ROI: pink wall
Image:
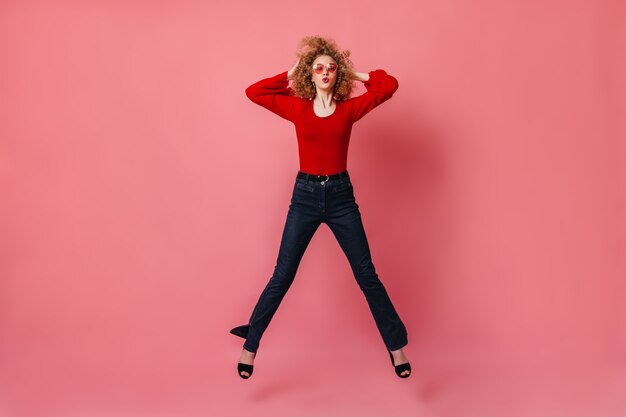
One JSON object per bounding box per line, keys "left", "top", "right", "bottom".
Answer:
{"left": 1, "top": 1, "right": 624, "bottom": 416}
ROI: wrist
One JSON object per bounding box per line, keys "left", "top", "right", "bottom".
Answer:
{"left": 352, "top": 71, "right": 370, "bottom": 82}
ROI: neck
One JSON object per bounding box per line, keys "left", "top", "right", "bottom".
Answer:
{"left": 314, "top": 89, "right": 334, "bottom": 107}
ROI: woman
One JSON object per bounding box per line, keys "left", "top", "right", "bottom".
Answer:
{"left": 230, "top": 36, "right": 411, "bottom": 379}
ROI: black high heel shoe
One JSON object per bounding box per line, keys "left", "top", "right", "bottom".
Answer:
{"left": 229, "top": 324, "right": 250, "bottom": 339}
{"left": 388, "top": 350, "right": 411, "bottom": 378}
{"left": 238, "top": 350, "right": 256, "bottom": 379}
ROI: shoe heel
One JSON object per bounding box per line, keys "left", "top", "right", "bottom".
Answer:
{"left": 230, "top": 324, "right": 250, "bottom": 339}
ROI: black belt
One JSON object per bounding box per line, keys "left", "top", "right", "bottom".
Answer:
{"left": 297, "top": 170, "right": 349, "bottom": 182}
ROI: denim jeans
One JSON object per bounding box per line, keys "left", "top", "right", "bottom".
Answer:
{"left": 242, "top": 170, "right": 408, "bottom": 353}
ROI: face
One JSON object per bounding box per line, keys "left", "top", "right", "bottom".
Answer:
{"left": 310, "top": 55, "right": 338, "bottom": 93}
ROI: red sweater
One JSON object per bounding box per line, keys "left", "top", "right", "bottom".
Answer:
{"left": 245, "top": 69, "right": 399, "bottom": 175}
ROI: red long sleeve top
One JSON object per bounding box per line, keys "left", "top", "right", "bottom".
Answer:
{"left": 245, "top": 69, "right": 399, "bottom": 175}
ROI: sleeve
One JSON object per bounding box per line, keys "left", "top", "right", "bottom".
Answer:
{"left": 348, "top": 69, "right": 399, "bottom": 123}
{"left": 245, "top": 70, "right": 297, "bottom": 122}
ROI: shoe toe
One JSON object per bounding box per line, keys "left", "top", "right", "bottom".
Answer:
{"left": 388, "top": 350, "right": 411, "bottom": 378}
{"left": 395, "top": 363, "right": 411, "bottom": 378}
{"left": 237, "top": 363, "right": 254, "bottom": 379}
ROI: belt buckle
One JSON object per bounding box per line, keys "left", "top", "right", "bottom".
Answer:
{"left": 320, "top": 174, "right": 329, "bottom": 185}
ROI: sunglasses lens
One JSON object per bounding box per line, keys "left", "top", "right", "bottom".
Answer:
{"left": 313, "top": 63, "right": 337, "bottom": 74}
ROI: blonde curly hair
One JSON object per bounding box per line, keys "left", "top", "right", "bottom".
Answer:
{"left": 291, "top": 35, "right": 356, "bottom": 101}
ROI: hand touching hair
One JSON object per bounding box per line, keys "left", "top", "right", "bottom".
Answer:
{"left": 289, "top": 35, "right": 356, "bottom": 101}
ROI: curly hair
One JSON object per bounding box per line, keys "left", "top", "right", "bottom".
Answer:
{"left": 291, "top": 35, "right": 356, "bottom": 101}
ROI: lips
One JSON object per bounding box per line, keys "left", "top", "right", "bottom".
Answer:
{"left": 322, "top": 77, "right": 329, "bottom": 83}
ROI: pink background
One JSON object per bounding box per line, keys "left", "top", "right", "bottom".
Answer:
{"left": 1, "top": 1, "right": 625, "bottom": 416}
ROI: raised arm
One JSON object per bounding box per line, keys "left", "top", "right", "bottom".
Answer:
{"left": 245, "top": 70, "right": 297, "bottom": 122}
{"left": 348, "top": 69, "right": 399, "bottom": 123}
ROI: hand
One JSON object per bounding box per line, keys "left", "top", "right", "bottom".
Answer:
{"left": 287, "top": 57, "right": 301, "bottom": 80}
{"left": 351, "top": 70, "right": 370, "bottom": 82}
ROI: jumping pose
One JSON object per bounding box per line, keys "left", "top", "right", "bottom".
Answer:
{"left": 230, "top": 36, "right": 411, "bottom": 379}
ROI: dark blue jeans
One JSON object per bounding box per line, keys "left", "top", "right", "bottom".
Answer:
{"left": 242, "top": 170, "right": 408, "bottom": 353}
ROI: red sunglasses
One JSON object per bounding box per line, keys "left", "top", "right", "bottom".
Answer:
{"left": 312, "top": 63, "right": 338, "bottom": 74}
